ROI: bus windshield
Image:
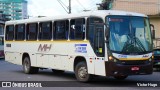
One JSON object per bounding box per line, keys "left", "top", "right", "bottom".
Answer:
{"left": 107, "top": 16, "right": 153, "bottom": 54}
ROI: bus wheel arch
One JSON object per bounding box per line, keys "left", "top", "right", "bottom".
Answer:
{"left": 22, "top": 53, "right": 30, "bottom": 65}
{"left": 22, "top": 53, "right": 39, "bottom": 74}
{"left": 74, "top": 56, "right": 92, "bottom": 82}
{"left": 74, "top": 56, "right": 87, "bottom": 71}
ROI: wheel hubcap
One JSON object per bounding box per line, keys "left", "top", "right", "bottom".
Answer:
{"left": 24, "top": 61, "right": 29, "bottom": 71}
{"left": 78, "top": 67, "right": 87, "bottom": 79}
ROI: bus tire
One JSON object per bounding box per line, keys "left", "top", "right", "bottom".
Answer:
{"left": 114, "top": 75, "right": 128, "bottom": 80}
{"left": 23, "top": 57, "right": 39, "bottom": 74}
{"left": 52, "top": 69, "right": 64, "bottom": 74}
{"left": 75, "top": 62, "right": 92, "bottom": 82}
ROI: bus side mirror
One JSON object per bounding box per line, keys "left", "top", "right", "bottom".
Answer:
{"left": 150, "top": 24, "right": 155, "bottom": 39}
{"left": 152, "top": 30, "right": 155, "bottom": 39}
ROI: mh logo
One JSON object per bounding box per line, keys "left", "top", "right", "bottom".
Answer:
{"left": 38, "top": 44, "right": 52, "bottom": 52}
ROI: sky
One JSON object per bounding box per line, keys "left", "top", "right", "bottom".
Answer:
{"left": 27, "top": 0, "right": 102, "bottom": 17}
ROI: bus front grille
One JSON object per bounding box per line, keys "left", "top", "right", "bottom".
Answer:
{"left": 118, "top": 60, "right": 150, "bottom": 65}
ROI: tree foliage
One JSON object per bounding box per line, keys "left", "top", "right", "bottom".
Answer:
{"left": 98, "top": 0, "right": 113, "bottom": 10}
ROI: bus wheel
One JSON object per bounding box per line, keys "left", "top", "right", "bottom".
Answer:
{"left": 23, "top": 57, "right": 39, "bottom": 74}
{"left": 52, "top": 69, "right": 64, "bottom": 74}
{"left": 75, "top": 62, "right": 92, "bottom": 82}
{"left": 114, "top": 75, "right": 128, "bottom": 80}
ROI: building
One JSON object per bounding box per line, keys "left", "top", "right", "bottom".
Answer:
{"left": 0, "top": 12, "right": 4, "bottom": 57}
{"left": 107, "top": 0, "right": 160, "bottom": 47}
{"left": 0, "top": 0, "right": 28, "bottom": 20}
{"left": 0, "top": 12, "right": 5, "bottom": 35}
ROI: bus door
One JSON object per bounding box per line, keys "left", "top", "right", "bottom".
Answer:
{"left": 94, "top": 25, "right": 104, "bottom": 57}
{"left": 94, "top": 25, "right": 106, "bottom": 76}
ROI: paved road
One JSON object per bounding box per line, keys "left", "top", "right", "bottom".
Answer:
{"left": 0, "top": 59, "right": 160, "bottom": 90}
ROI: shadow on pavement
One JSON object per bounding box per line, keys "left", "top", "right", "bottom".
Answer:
{"left": 10, "top": 69, "right": 157, "bottom": 87}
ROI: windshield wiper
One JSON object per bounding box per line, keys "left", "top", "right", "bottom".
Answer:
{"left": 121, "top": 36, "right": 132, "bottom": 53}
{"left": 134, "top": 37, "right": 146, "bottom": 52}
{"left": 121, "top": 36, "right": 146, "bottom": 53}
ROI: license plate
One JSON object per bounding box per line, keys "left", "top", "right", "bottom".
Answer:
{"left": 131, "top": 67, "right": 139, "bottom": 71}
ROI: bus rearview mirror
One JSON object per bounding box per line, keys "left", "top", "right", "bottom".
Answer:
{"left": 150, "top": 24, "right": 155, "bottom": 39}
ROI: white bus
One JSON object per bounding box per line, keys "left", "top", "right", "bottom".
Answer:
{"left": 4, "top": 10, "right": 153, "bottom": 82}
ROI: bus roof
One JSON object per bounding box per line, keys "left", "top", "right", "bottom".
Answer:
{"left": 5, "top": 10, "right": 147, "bottom": 25}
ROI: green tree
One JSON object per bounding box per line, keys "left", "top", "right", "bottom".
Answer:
{"left": 98, "top": 0, "right": 113, "bottom": 10}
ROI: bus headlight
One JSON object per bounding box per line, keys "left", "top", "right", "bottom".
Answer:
{"left": 108, "top": 56, "right": 117, "bottom": 62}
{"left": 152, "top": 56, "right": 154, "bottom": 59}
{"left": 109, "top": 56, "right": 113, "bottom": 60}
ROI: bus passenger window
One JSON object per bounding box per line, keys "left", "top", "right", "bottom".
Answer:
{"left": 27, "top": 23, "right": 38, "bottom": 40}
{"left": 70, "top": 18, "right": 85, "bottom": 40}
{"left": 15, "top": 24, "right": 25, "bottom": 40}
{"left": 54, "top": 20, "right": 69, "bottom": 40}
{"left": 5, "top": 25, "right": 14, "bottom": 40}
{"left": 39, "top": 22, "right": 52, "bottom": 40}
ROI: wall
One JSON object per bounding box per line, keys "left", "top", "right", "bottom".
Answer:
{"left": 112, "top": 0, "right": 160, "bottom": 15}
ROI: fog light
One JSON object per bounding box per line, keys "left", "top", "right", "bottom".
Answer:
{"left": 114, "top": 59, "right": 117, "bottom": 62}
{"left": 149, "top": 58, "right": 152, "bottom": 62}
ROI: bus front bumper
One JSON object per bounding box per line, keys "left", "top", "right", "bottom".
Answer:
{"left": 105, "top": 61, "right": 153, "bottom": 76}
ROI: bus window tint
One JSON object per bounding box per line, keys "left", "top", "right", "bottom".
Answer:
{"left": 15, "top": 24, "right": 25, "bottom": 40}
{"left": 87, "top": 17, "right": 104, "bottom": 56}
{"left": 40, "top": 22, "right": 52, "bottom": 40}
{"left": 27, "top": 23, "right": 38, "bottom": 40}
{"left": 54, "top": 20, "right": 69, "bottom": 40}
{"left": 5, "top": 25, "right": 14, "bottom": 40}
{"left": 70, "top": 18, "right": 85, "bottom": 40}
{"left": 87, "top": 17, "right": 103, "bottom": 45}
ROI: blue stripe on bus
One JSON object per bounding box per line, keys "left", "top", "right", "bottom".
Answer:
{"left": 75, "top": 44, "right": 87, "bottom": 47}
